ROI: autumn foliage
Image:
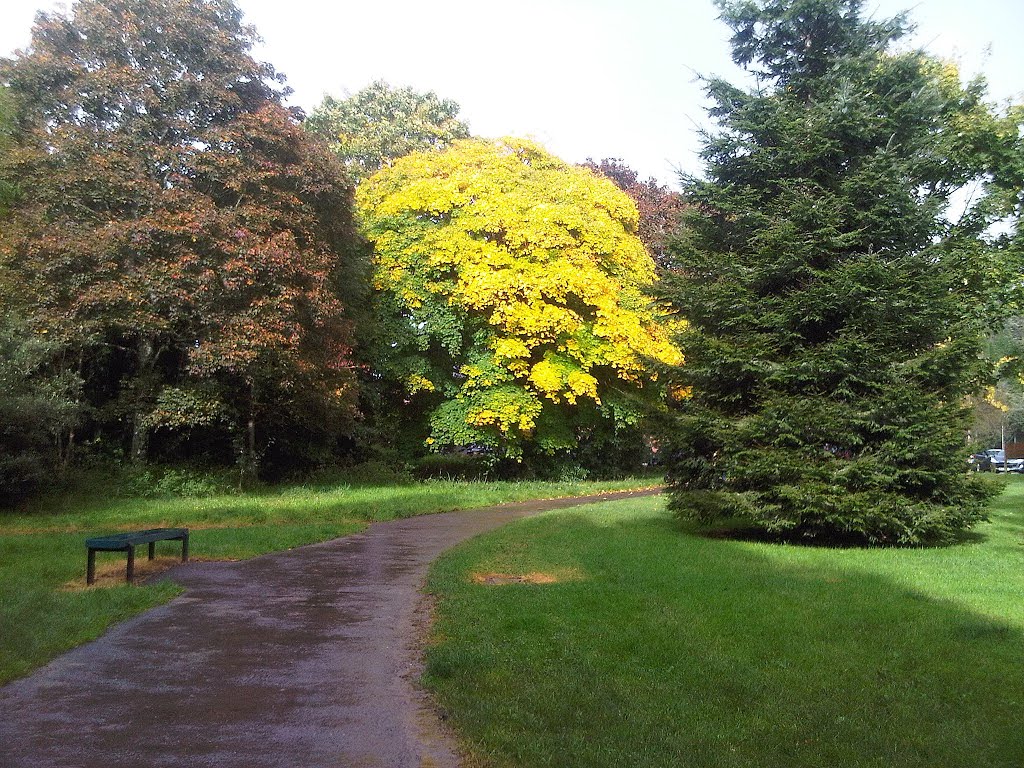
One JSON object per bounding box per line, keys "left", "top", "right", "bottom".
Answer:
{"left": 357, "top": 137, "right": 681, "bottom": 458}
{"left": 0, "top": 0, "right": 362, "bottom": 481}
{"left": 1, "top": 0, "right": 1016, "bottom": 523}
{"left": 580, "top": 158, "right": 686, "bottom": 269}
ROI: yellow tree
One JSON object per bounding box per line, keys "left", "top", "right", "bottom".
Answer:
{"left": 357, "top": 137, "right": 681, "bottom": 460}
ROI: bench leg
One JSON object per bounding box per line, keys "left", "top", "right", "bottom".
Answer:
{"left": 148, "top": 541, "right": 155, "bottom": 560}
{"left": 126, "top": 546, "right": 135, "bottom": 583}
{"left": 181, "top": 532, "right": 189, "bottom": 562}
{"left": 87, "top": 549, "right": 96, "bottom": 586}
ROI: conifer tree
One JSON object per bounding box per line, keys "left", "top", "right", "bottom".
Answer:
{"left": 662, "top": 0, "right": 1022, "bottom": 544}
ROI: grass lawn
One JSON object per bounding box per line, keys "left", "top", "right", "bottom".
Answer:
{"left": 424, "top": 477, "right": 1024, "bottom": 768}
{"left": 0, "top": 476, "right": 650, "bottom": 685}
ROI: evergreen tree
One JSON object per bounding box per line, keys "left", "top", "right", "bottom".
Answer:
{"left": 661, "top": 0, "right": 1022, "bottom": 544}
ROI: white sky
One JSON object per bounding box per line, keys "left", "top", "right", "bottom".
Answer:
{"left": 2, "top": 0, "right": 1022, "bottom": 187}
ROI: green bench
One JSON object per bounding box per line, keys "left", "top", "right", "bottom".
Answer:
{"left": 85, "top": 528, "right": 189, "bottom": 585}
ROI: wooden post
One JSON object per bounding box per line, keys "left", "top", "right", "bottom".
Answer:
{"left": 148, "top": 541, "right": 155, "bottom": 560}
{"left": 181, "top": 531, "right": 189, "bottom": 562}
{"left": 126, "top": 546, "right": 135, "bottom": 583}
{"left": 87, "top": 549, "right": 96, "bottom": 586}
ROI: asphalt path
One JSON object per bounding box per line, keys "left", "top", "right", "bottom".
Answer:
{"left": 0, "top": 487, "right": 661, "bottom": 767}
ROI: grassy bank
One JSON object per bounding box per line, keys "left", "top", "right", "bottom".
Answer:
{"left": 424, "top": 478, "right": 1024, "bottom": 768}
{"left": 0, "top": 476, "right": 650, "bottom": 685}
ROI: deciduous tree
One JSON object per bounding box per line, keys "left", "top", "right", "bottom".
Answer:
{"left": 306, "top": 81, "right": 470, "bottom": 183}
{"left": 357, "top": 137, "right": 680, "bottom": 460}
{"left": 0, "top": 0, "right": 363, "bottom": 475}
{"left": 581, "top": 158, "right": 686, "bottom": 269}
{"left": 0, "top": 87, "right": 16, "bottom": 213}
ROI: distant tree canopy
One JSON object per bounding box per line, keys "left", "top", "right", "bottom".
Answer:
{"left": 357, "top": 137, "right": 681, "bottom": 460}
{"left": 306, "top": 81, "right": 470, "bottom": 183}
{"left": 0, "top": 87, "right": 16, "bottom": 213}
{"left": 580, "top": 158, "right": 686, "bottom": 269}
{"left": 660, "top": 0, "right": 1023, "bottom": 544}
{"left": 0, "top": 0, "right": 364, "bottom": 484}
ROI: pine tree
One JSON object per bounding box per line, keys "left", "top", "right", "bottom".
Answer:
{"left": 662, "top": 0, "right": 1022, "bottom": 544}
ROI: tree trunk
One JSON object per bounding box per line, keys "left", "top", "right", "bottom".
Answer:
{"left": 54, "top": 347, "right": 85, "bottom": 473}
{"left": 236, "top": 415, "right": 258, "bottom": 486}
{"left": 236, "top": 384, "right": 259, "bottom": 486}
{"left": 55, "top": 428, "right": 75, "bottom": 473}
{"left": 130, "top": 417, "right": 149, "bottom": 464}
{"left": 247, "top": 417, "right": 256, "bottom": 465}
{"left": 130, "top": 335, "right": 155, "bottom": 464}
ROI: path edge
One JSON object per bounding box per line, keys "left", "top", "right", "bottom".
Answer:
{"left": 408, "top": 486, "right": 664, "bottom": 766}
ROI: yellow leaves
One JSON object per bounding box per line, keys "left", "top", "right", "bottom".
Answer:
{"left": 467, "top": 408, "right": 498, "bottom": 426}
{"left": 507, "top": 359, "right": 530, "bottom": 377}
{"left": 492, "top": 337, "right": 530, "bottom": 362}
{"left": 528, "top": 359, "right": 564, "bottom": 400}
{"left": 401, "top": 289, "right": 422, "bottom": 308}
{"left": 489, "top": 299, "right": 578, "bottom": 342}
{"left": 467, "top": 399, "right": 538, "bottom": 435}
{"left": 566, "top": 370, "right": 599, "bottom": 402}
{"left": 527, "top": 357, "right": 599, "bottom": 406}
{"left": 668, "top": 384, "right": 693, "bottom": 402}
{"left": 407, "top": 373, "right": 435, "bottom": 393}
{"left": 982, "top": 385, "right": 1009, "bottom": 412}
{"left": 358, "top": 136, "right": 683, "bottom": 446}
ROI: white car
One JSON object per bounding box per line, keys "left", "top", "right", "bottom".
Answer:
{"left": 984, "top": 449, "right": 1024, "bottom": 473}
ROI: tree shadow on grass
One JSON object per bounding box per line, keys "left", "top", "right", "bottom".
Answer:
{"left": 429, "top": 505, "right": 1024, "bottom": 768}
{"left": 686, "top": 517, "right": 993, "bottom": 549}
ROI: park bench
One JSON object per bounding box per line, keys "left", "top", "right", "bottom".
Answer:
{"left": 85, "top": 528, "right": 189, "bottom": 585}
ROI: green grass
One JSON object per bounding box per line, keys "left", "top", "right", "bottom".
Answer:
{"left": 424, "top": 477, "right": 1024, "bottom": 768}
{"left": 0, "top": 476, "right": 651, "bottom": 685}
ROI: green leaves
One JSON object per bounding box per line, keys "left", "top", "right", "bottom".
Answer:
{"left": 306, "top": 81, "right": 470, "bottom": 184}
{"left": 0, "top": 87, "right": 17, "bottom": 214}
{"left": 663, "top": 0, "right": 1012, "bottom": 544}
{"left": 358, "top": 137, "right": 681, "bottom": 458}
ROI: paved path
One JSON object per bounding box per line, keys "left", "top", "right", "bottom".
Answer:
{"left": 0, "top": 488, "right": 660, "bottom": 767}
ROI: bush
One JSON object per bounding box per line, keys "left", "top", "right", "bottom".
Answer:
{"left": 119, "top": 466, "right": 240, "bottom": 498}
{"left": 338, "top": 459, "right": 415, "bottom": 486}
{"left": 413, "top": 453, "right": 490, "bottom": 481}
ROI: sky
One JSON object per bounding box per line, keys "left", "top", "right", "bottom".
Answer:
{"left": 2, "top": 0, "right": 1022, "bottom": 187}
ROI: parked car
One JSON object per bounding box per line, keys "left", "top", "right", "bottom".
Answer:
{"left": 978, "top": 449, "right": 1024, "bottom": 473}
{"left": 969, "top": 452, "right": 993, "bottom": 471}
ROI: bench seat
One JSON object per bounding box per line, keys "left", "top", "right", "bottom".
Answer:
{"left": 85, "top": 527, "right": 189, "bottom": 585}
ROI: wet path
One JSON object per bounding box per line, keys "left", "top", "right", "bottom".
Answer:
{"left": 0, "top": 488, "right": 660, "bottom": 767}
